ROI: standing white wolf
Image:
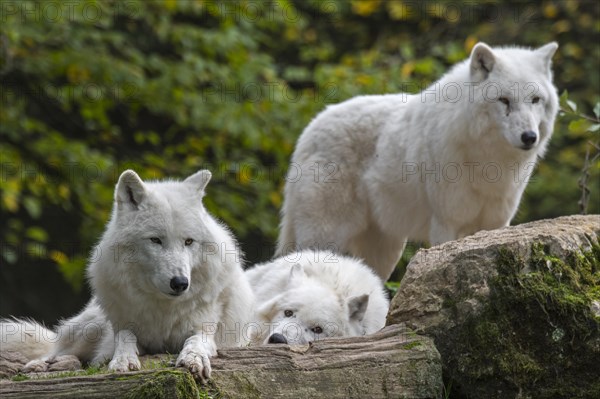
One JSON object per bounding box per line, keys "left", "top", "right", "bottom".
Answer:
{"left": 1, "top": 170, "right": 254, "bottom": 381}
{"left": 277, "top": 42, "right": 559, "bottom": 280}
{"left": 246, "top": 251, "right": 388, "bottom": 345}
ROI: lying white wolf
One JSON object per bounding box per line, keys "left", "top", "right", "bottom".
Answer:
{"left": 246, "top": 251, "right": 389, "bottom": 345}
{"left": 277, "top": 42, "right": 560, "bottom": 280}
{"left": 1, "top": 170, "right": 254, "bottom": 381}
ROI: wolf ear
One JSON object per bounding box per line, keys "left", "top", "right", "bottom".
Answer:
{"left": 347, "top": 294, "right": 369, "bottom": 322}
{"left": 184, "top": 170, "right": 212, "bottom": 194}
{"left": 256, "top": 298, "right": 278, "bottom": 321}
{"left": 470, "top": 42, "right": 495, "bottom": 82}
{"left": 115, "top": 170, "right": 146, "bottom": 210}
{"left": 287, "top": 263, "right": 304, "bottom": 285}
{"left": 535, "top": 42, "right": 558, "bottom": 72}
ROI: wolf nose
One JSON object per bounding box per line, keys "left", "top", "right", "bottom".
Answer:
{"left": 170, "top": 276, "right": 189, "bottom": 293}
{"left": 268, "top": 333, "right": 288, "bottom": 344}
{"left": 521, "top": 131, "right": 537, "bottom": 146}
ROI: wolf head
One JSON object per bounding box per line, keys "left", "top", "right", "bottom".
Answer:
{"left": 103, "top": 169, "right": 217, "bottom": 299}
{"left": 254, "top": 264, "right": 369, "bottom": 345}
{"left": 464, "top": 42, "right": 559, "bottom": 154}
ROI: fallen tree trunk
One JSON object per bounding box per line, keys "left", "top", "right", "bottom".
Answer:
{"left": 0, "top": 324, "right": 442, "bottom": 398}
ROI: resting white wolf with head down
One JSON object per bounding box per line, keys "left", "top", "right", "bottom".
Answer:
{"left": 277, "top": 42, "right": 560, "bottom": 281}
{"left": 246, "top": 251, "right": 389, "bottom": 345}
{"left": 0, "top": 170, "right": 254, "bottom": 381}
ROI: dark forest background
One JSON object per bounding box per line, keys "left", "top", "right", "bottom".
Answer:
{"left": 1, "top": 0, "right": 599, "bottom": 325}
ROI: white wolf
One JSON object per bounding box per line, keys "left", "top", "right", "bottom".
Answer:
{"left": 277, "top": 42, "right": 559, "bottom": 280}
{"left": 1, "top": 170, "right": 254, "bottom": 381}
{"left": 246, "top": 251, "right": 389, "bottom": 345}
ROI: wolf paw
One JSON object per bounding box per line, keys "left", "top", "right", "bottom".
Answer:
{"left": 176, "top": 347, "right": 211, "bottom": 382}
{"left": 22, "top": 359, "right": 49, "bottom": 373}
{"left": 108, "top": 353, "right": 141, "bottom": 372}
{"left": 47, "top": 355, "right": 82, "bottom": 372}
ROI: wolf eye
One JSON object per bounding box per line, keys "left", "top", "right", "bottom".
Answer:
{"left": 150, "top": 237, "right": 162, "bottom": 245}
{"left": 499, "top": 97, "right": 510, "bottom": 106}
{"left": 184, "top": 238, "right": 194, "bottom": 246}
{"left": 284, "top": 310, "right": 293, "bottom": 317}
{"left": 311, "top": 326, "right": 323, "bottom": 334}
{"left": 531, "top": 96, "right": 540, "bottom": 104}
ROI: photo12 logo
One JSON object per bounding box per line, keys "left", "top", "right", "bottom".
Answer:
{"left": 401, "top": 161, "right": 538, "bottom": 184}
{"left": 0, "top": 1, "right": 141, "bottom": 23}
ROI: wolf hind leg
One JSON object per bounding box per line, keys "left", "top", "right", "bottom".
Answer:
{"left": 347, "top": 226, "right": 406, "bottom": 281}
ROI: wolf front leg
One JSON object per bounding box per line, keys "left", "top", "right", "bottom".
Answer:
{"left": 107, "top": 329, "right": 140, "bottom": 372}
{"left": 176, "top": 331, "right": 218, "bottom": 382}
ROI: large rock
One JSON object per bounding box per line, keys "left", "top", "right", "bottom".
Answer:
{"left": 0, "top": 324, "right": 443, "bottom": 398}
{"left": 388, "top": 215, "right": 600, "bottom": 398}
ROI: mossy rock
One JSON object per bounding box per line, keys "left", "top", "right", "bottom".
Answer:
{"left": 388, "top": 215, "right": 600, "bottom": 398}
{"left": 446, "top": 242, "right": 600, "bottom": 398}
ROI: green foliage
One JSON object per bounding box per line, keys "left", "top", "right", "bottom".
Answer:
{"left": 11, "top": 374, "right": 30, "bottom": 382}
{"left": 0, "top": 0, "right": 598, "bottom": 294}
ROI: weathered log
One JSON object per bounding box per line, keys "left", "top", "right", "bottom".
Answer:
{"left": 0, "top": 369, "right": 198, "bottom": 399}
{"left": 0, "top": 324, "right": 443, "bottom": 398}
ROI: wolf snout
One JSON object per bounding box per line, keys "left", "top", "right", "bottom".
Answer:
{"left": 520, "top": 131, "right": 538, "bottom": 149}
{"left": 268, "top": 333, "right": 288, "bottom": 344}
{"left": 169, "top": 276, "right": 189, "bottom": 295}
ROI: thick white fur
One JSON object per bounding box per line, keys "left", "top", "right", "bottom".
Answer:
{"left": 246, "top": 251, "right": 389, "bottom": 345}
{"left": 0, "top": 170, "right": 254, "bottom": 381}
{"left": 277, "top": 42, "right": 559, "bottom": 280}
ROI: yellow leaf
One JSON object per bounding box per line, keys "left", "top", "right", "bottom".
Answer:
{"left": 285, "top": 27, "right": 299, "bottom": 41}
{"left": 543, "top": 3, "right": 558, "bottom": 19}
{"left": 356, "top": 74, "right": 373, "bottom": 86}
{"left": 269, "top": 191, "right": 282, "bottom": 207}
{"left": 388, "top": 1, "right": 411, "bottom": 20}
{"left": 563, "top": 43, "right": 582, "bottom": 59}
{"left": 58, "top": 184, "right": 70, "bottom": 200}
{"left": 578, "top": 14, "right": 592, "bottom": 28}
{"left": 164, "top": 0, "right": 177, "bottom": 11}
{"left": 237, "top": 168, "right": 251, "bottom": 185}
{"left": 352, "top": 0, "right": 382, "bottom": 16}
{"left": 401, "top": 61, "right": 414, "bottom": 78}
{"left": 50, "top": 250, "right": 68, "bottom": 265}
{"left": 464, "top": 36, "right": 478, "bottom": 53}
{"left": 66, "top": 64, "right": 90, "bottom": 83}
{"left": 2, "top": 193, "right": 19, "bottom": 212}
{"left": 553, "top": 20, "right": 571, "bottom": 34}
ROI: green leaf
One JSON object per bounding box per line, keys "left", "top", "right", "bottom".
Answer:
{"left": 588, "top": 124, "right": 600, "bottom": 133}
{"left": 385, "top": 281, "right": 401, "bottom": 297}
{"left": 23, "top": 197, "right": 42, "bottom": 219}
{"left": 594, "top": 102, "right": 600, "bottom": 120}
{"left": 568, "top": 119, "right": 591, "bottom": 135}
{"left": 26, "top": 227, "right": 49, "bottom": 242}
{"left": 57, "top": 256, "right": 87, "bottom": 293}
{"left": 559, "top": 90, "right": 569, "bottom": 108}
{"left": 2, "top": 248, "right": 17, "bottom": 264}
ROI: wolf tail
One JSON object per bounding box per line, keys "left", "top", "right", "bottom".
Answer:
{"left": 0, "top": 318, "right": 56, "bottom": 360}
